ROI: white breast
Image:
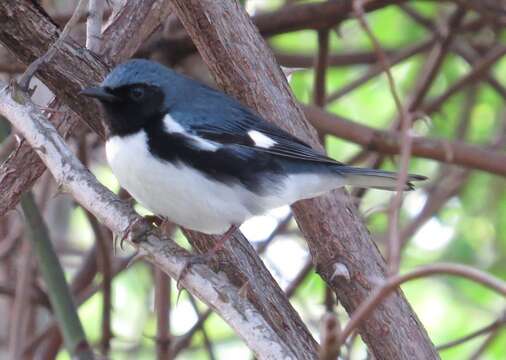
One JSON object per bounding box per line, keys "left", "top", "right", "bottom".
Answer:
{"left": 105, "top": 131, "right": 258, "bottom": 234}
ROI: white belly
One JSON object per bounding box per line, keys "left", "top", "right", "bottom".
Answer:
{"left": 105, "top": 132, "right": 260, "bottom": 234}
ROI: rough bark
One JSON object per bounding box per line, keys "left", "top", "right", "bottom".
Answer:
{"left": 170, "top": 1, "right": 439, "bottom": 359}
{"left": 0, "top": 0, "right": 105, "bottom": 136}
{"left": 184, "top": 230, "right": 319, "bottom": 358}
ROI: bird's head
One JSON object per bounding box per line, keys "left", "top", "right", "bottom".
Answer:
{"left": 81, "top": 59, "right": 175, "bottom": 136}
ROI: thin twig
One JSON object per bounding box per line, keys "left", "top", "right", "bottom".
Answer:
{"left": 86, "top": 0, "right": 105, "bottom": 53}
{"left": 325, "top": 38, "right": 434, "bottom": 103}
{"left": 400, "top": 4, "right": 506, "bottom": 100}
{"left": 171, "top": 309, "right": 213, "bottom": 356}
{"left": 338, "top": 263, "right": 506, "bottom": 347}
{"left": 155, "top": 268, "right": 172, "bottom": 359}
{"left": 436, "top": 310, "right": 506, "bottom": 351}
{"left": 285, "top": 258, "right": 313, "bottom": 298}
{"left": 406, "top": 7, "right": 466, "bottom": 111}
{"left": 313, "top": 29, "right": 329, "bottom": 107}
{"left": 86, "top": 211, "right": 113, "bottom": 355}
{"left": 7, "top": 241, "right": 33, "bottom": 360}
{"left": 353, "top": 0, "right": 412, "bottom": 275}
{"left": 188, "top": 295, "right": 216, "bottom": 360}
{"left": 422, "top": 44, "right": 506, "bottom": 114}
{"left": 318, "top": 313, "right": 341, "bottom": 360}
{"left": 18, "top": 0, "right": 89, "bottom": 90}
{"left": 314, "top": 28, "right": 330, "bottom": 143}
{"left": 468, "top": 324, "right": 503, "bottom": 360}
{"left": 324, "top": 287, "right": 335, "bottom": 313}
{"left": 399, "top": 85, "right": 477, "bottom": 246}
{"left": 254, "top": 212, "right": 292, "bottom": 254}
{"left": 79, "top": 134, "right": 113, "bottom": 356}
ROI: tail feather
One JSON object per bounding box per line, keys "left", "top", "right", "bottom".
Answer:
{"left": 338, "top": 167, "right": 427, "bottom": 191}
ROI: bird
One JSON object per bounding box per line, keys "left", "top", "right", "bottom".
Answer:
{"left": 81, "top": 59, "right": 426, "bottom": 247}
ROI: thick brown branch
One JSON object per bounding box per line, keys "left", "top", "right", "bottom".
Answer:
{"left": 275, "top": 49, "right": 395, "bottom": 68}
{"left": 183, "top": 229, "right": 319, "bottom": 359}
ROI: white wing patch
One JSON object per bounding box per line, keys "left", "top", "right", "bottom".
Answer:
{"left": 163, "top": 114, "right": 185, "bottom": 133}
{"left": 190, "top": 136, "right": 220, "bottom": 151}
{"left": 163, "top": 114, "right": 219, "bottom": 152}
{"left": 248, "top": 130, "right": 277, "bottom": 149}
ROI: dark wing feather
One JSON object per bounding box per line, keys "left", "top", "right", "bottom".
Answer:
{"left": 183, "top": 108, "right": 341, "bottom": 165}
{"left": 192, "top": 119, "right": 342, "bottom": 165}
{"left": 170, "top": 83, "right": 342, "bottom": 165}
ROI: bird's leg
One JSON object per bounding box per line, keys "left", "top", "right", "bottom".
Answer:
{"left": 208, "top": 225, "right": 238, "bottom": 254}
{"left": 176, "top": 225, "right": 239, "bottom": 290}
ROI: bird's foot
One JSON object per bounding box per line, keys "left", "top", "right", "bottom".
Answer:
{"left": 176, "top": 250, "right": 217, "bottom": 293}
{"left": 116, "top": 215, "right": 162, "bottom": 252}
{"left": 143, "top": 215, "right": 164, "bottom": 227}
{"left": 175, "top": 225, "right": 238, "bottom": 291}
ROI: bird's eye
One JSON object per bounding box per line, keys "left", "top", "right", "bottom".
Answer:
{"left": 130, "top": 87, "right": 145, "bottom": 101}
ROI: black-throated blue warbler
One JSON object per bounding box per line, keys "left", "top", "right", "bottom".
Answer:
{"left": 81, "top": 59, "right": 425, "bottom": 243}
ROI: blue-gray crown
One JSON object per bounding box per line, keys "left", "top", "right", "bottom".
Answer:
{"left": 102, "top": 59, "right": 176, "bottom": 88}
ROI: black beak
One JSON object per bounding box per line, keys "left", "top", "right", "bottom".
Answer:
{"left": 80, "top": 86, "right": 119, "bottom": 102}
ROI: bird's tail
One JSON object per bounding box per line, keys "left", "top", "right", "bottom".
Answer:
{"left": 338, "top": 166, "right": 427, "bottom": 191}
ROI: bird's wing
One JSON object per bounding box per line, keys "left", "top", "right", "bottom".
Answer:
{"left": 186, "top": 108, "right": 342, "bottom": 165}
